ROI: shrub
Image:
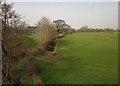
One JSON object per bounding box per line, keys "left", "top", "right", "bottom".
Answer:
{"left": 36, "top": 17, "right": 57, "bottom": 51}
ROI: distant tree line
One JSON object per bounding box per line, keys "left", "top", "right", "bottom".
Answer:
{"left": 77, "top": 26, "right": 118, "bottom": 33}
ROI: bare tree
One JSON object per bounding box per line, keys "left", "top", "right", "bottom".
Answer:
{"left": 36, "top": 17, "right": 57, "bottom": 50}
{"left": 1, "top": 2, "right": 26, "bottom": 29}
{"left": 1, "top": 2, "right": 30, "bottom": 84}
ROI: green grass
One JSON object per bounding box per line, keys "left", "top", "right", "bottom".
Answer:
{"left": 31, "top": 33, "right": 118, "bottom": 84}
{"left": 25, "top": 33, "right": 41, "bottom": 48}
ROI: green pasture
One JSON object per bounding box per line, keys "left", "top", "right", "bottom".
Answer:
{"left": 30, "top": 33, "right": 118, "bottom": 84}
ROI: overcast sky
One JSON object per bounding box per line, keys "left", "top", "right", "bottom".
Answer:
{"left": 12, "top": 2, "right": 118, "bottom": 29}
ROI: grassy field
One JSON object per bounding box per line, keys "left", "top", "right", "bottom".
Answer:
{"left": 31, "top": 33, "right": 118, "bottom": 84}
{"left": 24, "top": 33, "right": 41, "bottom": 48}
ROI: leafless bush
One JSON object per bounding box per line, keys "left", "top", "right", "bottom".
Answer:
{"left": 36, "top": 17, "right": 57, "bottom": 51}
